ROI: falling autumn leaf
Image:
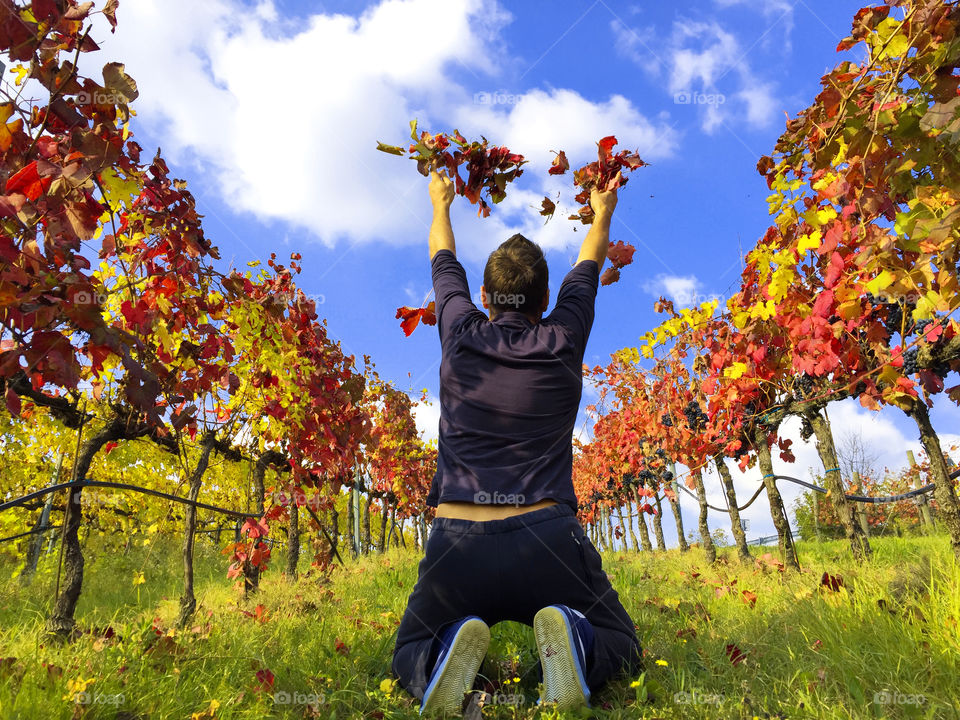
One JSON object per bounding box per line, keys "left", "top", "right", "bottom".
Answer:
{"left": 395, "top": 301, "right": 437, "bottom": 337}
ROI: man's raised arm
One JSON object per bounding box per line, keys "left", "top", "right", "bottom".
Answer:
{"left": 575, "top": 171, "right": 621, "bottom": 269}
{"left": 428, "top": 168, "right": 456, "bottom": 260}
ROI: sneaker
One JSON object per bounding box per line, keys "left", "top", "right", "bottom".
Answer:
{"left": 420, "top": 616, "right": 490, "bottom": 716}
{"left": 533, "top": 605, "right": 593, "bottom": 709}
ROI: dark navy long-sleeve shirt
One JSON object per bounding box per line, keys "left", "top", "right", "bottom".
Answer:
{"left": 425, "top": 249, "right": 600, "bottom": 512}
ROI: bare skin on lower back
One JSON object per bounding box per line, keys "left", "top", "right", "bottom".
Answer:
{"left": 436, "top": 498, "right": 558, "bottom": 521}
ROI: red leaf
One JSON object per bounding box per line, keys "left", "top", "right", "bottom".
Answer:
{"left": 31, "top": 0, "right": 58, "bottom": 20}
{"left": 741, "top": 590, "right": 758, "bottom": 607}
{"left": 600, "top": 267, "right": 621, "bottom": 286}
{"left": 725, "top": 644, "right": 747, "bottom": 666}
{"left": 395, "top": 301, "right": 436, "bottom": 336}
{"left": 819, "top": 571, "right": 844, "bottom": 592}
{"left": 824, "top": 251, "right": 844, "bottom": 288}
{"left": 606, "top": 240, "right": 635, "bottom": 268}
{"left": 921, "top": 322, "right": 944, "bottom": 343}
{"left": 598, "top": 135, "right": 618, "bottom": 161}
{"left": 421, "top": 300, "right": 437, "bottom": 326}
{"left": 104, "top": 441, "right": 118, "bottom": 454}
{"left": 812, "top": 290, "right": 834, "bottom": 319}
{"left": 6, "top": 162, "right": 52, "bottom": 201}
{"left": 918, "top": 369, "right": 944, "bottom": 395}
{"left": 4, "top": 387, "right": 20, "bottom": 416}
{"left": 548, "top": 150, "right": 569, "bottom": 175}
{"left": 242, "top": 517, "right": 270, "bottom": 540}
{"left": 540, "top": 196, "right": 556, "bottom": 220}
{"left": 254, "top": 668, "right": 275, "bottom": 692}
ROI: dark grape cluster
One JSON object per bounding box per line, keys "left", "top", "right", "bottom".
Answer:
{"left": 662, "top": 470, "right": 674, "bottom": 482}
{"left": 638, "top": 468, "right": 655, "bottom": 486}
{"left": 885, "top": 302, "right": 904, "bottom": 332}
{"left": 795, "top": 374, "right": 814, "bottom": 397}
{"left": 800, "top": 417, "right": 814, "bottom": 441}
{"left": 931, "top": 360, "right": 951, "bottom": 379}
{"left": 914, "top": 319, "right": 932, "bottom": 335}
{"left": 661, "top": 413, "right": 674, "bottom": 427}
{"left": 683, "top": 400, "right": 708, "bottom": 430}
{"left": 872, "top": 294, "right": 917, "bottom": 335}
{"left": 903, "top": 347, "right": 919, "bottom": 375}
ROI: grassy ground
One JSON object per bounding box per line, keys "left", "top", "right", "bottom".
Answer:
{"left": 0, "top": 533, "right": 958, "bottom": 719}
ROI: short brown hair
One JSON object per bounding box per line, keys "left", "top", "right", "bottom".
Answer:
{"left": 482, "top": 234, "right": 548, "bottom": 316}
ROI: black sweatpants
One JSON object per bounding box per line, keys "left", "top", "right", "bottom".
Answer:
{"left": 391, "top": 504, "right": 642, "bottom": 700}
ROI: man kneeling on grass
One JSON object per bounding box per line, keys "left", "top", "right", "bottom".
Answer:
{"left": 391, "top": 167, "right": 643, "bottom": 716}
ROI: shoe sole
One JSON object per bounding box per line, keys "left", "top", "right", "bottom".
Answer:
{"left": 534, "top": 606, "right": 590, "bottom": 709}
{"left": 420, "top": 619, "right": 490, "bottom": 716}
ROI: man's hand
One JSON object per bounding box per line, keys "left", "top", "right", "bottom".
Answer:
{"left": 429, "top": 167, "right": 455, "bottom": 209}
{"left": 428, "top": 167, "right": 456, "bottom": 259}
{"left": 589, "top": 170, "right": 621, "bottom": 220}
{"left": 576, "top": 171, "right": 622, "bottom": 268}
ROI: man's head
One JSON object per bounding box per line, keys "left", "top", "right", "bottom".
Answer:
{"left": 481, "top": 233, "right": 549, "bottom": 322}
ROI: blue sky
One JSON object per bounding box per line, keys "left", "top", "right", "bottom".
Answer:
{"left": 73, "top": 0, "right": 959, "bottom": 545}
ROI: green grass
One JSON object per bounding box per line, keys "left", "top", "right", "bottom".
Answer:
{"left": 1, "top": 534, "right": 959, "bottom": 719}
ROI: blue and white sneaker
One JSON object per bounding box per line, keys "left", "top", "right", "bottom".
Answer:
{"left": 420, "top": 616, "right": 490, "bottom": 716}
{"left": 533, "top": 605, "right": 594, "bottom": 709}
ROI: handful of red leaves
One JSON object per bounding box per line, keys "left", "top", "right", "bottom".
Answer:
{"left": 377, "top": 120, "right": 526, "bottom": 218}
{"left": 551, "top": 135, "right": 646, "bottom": 225}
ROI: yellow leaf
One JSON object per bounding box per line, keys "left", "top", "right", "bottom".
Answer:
{"left": 797, "top": 231, "right": 821, "bottom": 254}
{"left": 864, "top": 270, "right": 895, "bottom": 296}
{"left": 725, "top": 362, "right": 748, "bottom": 379}
{"left": 832, "top": 137, "right": 849, "bottom": 165}
{"left": 12, "top": 64, "right": 29, "bottom": 86}
{"left": 775, "top": 207, "right": 798, "bottom": 232}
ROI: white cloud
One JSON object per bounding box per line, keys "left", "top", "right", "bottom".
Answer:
{"left": 411, "top": 394, "right": 440, "bottom": 443}
{"left": 713, "top": 0, "right": 795, "bottom": 49}
{"left": 86, "top": 0, "right": 674, "bottom": 250}
{"left": 611, "top": 16, "right": 781, "bottom": 133}
{"left": 642, "top": 273, "right": 717, "bottom": 308}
